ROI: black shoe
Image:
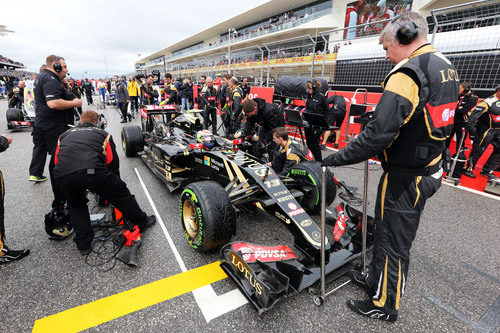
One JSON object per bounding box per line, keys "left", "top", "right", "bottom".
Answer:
{"left": 0, "top": 246, "right": 30, "bottom": 264}
{"left": 349, "top": 270, "right": 374, "bottom": 297}
{"left": 462, "top": 170, "right": 476, "bottom": 178}
{"left": 138, "top": 215, "right": 156, "bottom": 232}
{"left": 480, "top": 170, "right": 499, "bottom": 180}
{"left": 333, "top": 143, "right": 339, "bottom": 149}
{"left": 320, "top": 144, "right": 326, "bottom": 150}
{"left": 346, "top": 299, "right": 397, "bottom": 322}
{"left": 120, "top": 119, "right": 127, "bottom": 123}
{"left": 79, "top": 248, "right": 91, "bottom": 256}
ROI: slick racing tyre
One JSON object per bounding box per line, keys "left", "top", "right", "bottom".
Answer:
{"left": 121, "top": 125, "right": 144, "bottom": 157}
{"left": 288, "top": 161, "right": 336, "bottom": 214}
{"left": 180, "top": 181, "right": 236, "bottom": 252}
{"left": 6, "top": 108, "right": 22, "bottom": 122}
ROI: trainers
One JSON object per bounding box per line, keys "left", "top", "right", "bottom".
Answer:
{"left": 138, "top": 215, "right": 156, "bottom": 232}
{"left": 462, "top": 170, "right": 476, "bottom": 178}
{"left": 480, "top": 170, "right": 499, "bottom": 180}
{"left": 79, "top": 248, "right": 91, "bottom": 256}
{"left": 0, "top": 246, "right": 30, "bottom": 264}
{"left": 29, "top": 175, "right": 47, "bottom": 182}
{"left": 346, "top": 299, "right": 398, "bottom": 322}
{"left": 349, "top": 270, "right": 374, "bottom": 297}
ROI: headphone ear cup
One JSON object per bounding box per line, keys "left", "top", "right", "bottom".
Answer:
{"left": 53, "top": 62, "right": 62, "bottom": 73}
{"left": 396, "top": 22, "right": 418, "bottom": 45}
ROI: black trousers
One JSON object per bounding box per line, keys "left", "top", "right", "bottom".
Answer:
{"left": 56, "top": 169, "right": 148, "bottom": 251}
{"left": 304, "top": 127, "right": 322, "bottom": 162}
{"left": 365, "top": 171, "right": 441, "bottom": 314}
{"left": 85, "top": 92, "right": 93, "bottom": 105}
{"left": 466, "top": 128, "right": 500, "bottom": 173}
{"left": 445, "top": 121, "right": 467, "bottom": 151}
{"left": 130, "top": 96, "right": 139, "bottom": 112}
{"left": 118, "top": 102, "right": 128, "bottom": 120}
{"left": 29, "top": 126, "right": 48, "bottom": 177}
{"left": 41, "top": 125, "right": 69, "bottom": 208}
{"left": 0, "top": 170, "right": 5, "bottom": 248}
{"left": 203, "top": 106, "right": 218, "bottom": 134}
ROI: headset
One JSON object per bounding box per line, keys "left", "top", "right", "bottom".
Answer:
{"left": 393, "top": 17, "right": 419, "bottom": 45}
{"left": 461, "top": 82, "right": 471, "bottom": 94}
{"left": 307, "top": 79, "right": 318, "bottom": 93}
{"left": 53, "top": 56, "right": 63, "bottom": 73}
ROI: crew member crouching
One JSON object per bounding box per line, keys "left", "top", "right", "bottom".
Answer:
{"left": 54, "top": 111, "right": 155, "bottom": 255}
{"left": 267, "top": 127, "right": 306, "bottom": 174}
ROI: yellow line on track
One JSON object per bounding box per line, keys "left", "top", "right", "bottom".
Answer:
{"left": 32, "top": 261, "right": 227, "bottom": 333}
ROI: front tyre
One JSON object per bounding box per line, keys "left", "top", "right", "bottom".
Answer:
{"left": 180, "top": 181, "right": 236, "bottom": 252}
{"left": 121, "top": 125, "right": 144, "bottom": 157}
{"left": 288, "top": 161, "right": 336, "bottom": 213}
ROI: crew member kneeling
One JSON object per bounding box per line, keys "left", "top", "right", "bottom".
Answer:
{"left": 54, "top": 111, "right": 155, "bottom": 255}
{"left": 267, "top": 127, "right": 306, "bottom": 174}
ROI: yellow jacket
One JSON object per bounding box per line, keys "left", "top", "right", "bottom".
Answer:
{"left": 127, "top": 81, "right": 140, "bottom": 97}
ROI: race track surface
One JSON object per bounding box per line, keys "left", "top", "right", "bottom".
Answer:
{"left": 0, "top": 100, "right": 498, "bottom": 333}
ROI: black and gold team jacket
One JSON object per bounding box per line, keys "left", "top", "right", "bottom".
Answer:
{"left": 469, "top": 94, "right": 500, "bottom": 132}
{"left": 331, "top": 44, "right": 459, "bottom": 171}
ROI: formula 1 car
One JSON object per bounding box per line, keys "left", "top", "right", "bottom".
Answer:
{"left": 121, "top": 104, "right": 373, "bottom": 313}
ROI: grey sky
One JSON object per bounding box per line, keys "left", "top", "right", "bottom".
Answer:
{"left": 1, "top": 0, "right": 268, "bottom": 78}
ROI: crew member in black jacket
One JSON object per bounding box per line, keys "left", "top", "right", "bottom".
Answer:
{"left": 0, "top": 134, "right": 30, "bottom": 264}
{"left": 322, "top": 12, "right": 459, "bottom": 322}
{"left": 446, "top": 82, "right": 478, "bottom": 152}
{"left": 8, "top": 80, "right": 24, "bottom": 109}
{"left": 240, "top": 98, "right": 285, "bottom": 159}
{"left": 304, "top": 79, "right": 329, "bottom": 162}
{"left": 141, "top": 74, "right": 158, "bottom": 106}
{"left": 82, "top": 78, "right": 94, "bottom": 105}
{"left": 200, "top": 77, "right": 219, "bottom": 134}
{"left": 54, "top": 111, "right": 155, "bottom": 254}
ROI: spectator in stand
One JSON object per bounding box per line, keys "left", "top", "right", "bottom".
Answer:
{"left": 127, "top": 76, "right": 140, "bottom": 114}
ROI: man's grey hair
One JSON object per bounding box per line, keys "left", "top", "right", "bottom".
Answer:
{"left": 230, "top": 77, "right": 238, "bottom": 85}
{"left": 379, "top": 11, "right": 428, "bottom": 44}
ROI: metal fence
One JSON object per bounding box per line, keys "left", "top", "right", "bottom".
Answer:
{"left": 151, "top": 0, "right": 499, "bottom": 92}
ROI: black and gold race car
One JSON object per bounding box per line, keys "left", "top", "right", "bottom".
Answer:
{"left": 121, "top": 104, "right": 373, "bottom": 313}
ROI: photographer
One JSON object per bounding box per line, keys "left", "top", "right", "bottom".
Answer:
{"left": 114, "top": 76, "right": 130, "bottom": 123}
{"left": 0, "top": 134, "right": 30, "bottom": 264}
{"left": 54, "top": 111, "right": 155, "bottom": 255}
{"left": 34, "top": 55, "right": 81, "bottom": 240}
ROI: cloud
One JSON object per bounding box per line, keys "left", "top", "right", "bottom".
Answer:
{"left": 1, "top": 0, "right": 268, "bottom": 78}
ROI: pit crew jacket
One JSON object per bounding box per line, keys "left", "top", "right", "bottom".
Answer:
{"left": 328, "top": 44, "right": 459, "bottom": 172}
{"left": 230, "top": 86, "right": 243, "bottom": 120}
{"left": 241, "top": 98, "right": 285, "bottom": 138}
{"left": 468, "top": 94, "right": 500, "bottom": 137}
{"left": 455, "top": 91, "right": 478, "bottom": 124}
{"left": 8, "top": 86, "right": 23, "bottom": 109}
{"left": 163, "top": 83, "right": 178, "bottom": 104}
{"left": 200, "top": 85, "right": 218, "bottom": 109}
{"left": 141, "top": 83, "right": 158, "bottom": 105}
{"left": 272, "top": 139, "right": 306, "bottom": 175}
{"left": 53, "top": 122, "right": 120, "bottom": 178}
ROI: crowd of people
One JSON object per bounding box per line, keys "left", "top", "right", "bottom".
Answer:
{"left": 0, "top": 54, "right": 24, "bottom": 67}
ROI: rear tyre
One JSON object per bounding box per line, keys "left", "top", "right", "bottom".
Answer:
{"left": 121, "top": 125, "right": 143, "bottom": 157}
{"left": 6, "top": 108, "right": 22, "bottom": 122}
{"left": 288, "top": 161, "right": 336, "bottom": 213}
{"left": 180, "top": 181, "right": 236, "bottom": 252}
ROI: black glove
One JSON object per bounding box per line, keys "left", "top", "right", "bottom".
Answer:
{"left": 321, "top": 153, "right": 337, "bottom": 167}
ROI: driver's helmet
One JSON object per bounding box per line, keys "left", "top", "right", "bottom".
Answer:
{"left": 196, "top": 129, "right": 215, "bottom": 149}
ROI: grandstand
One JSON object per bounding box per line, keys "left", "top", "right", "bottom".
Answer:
{"left": 136, "top": 0, "right": 499, "bottom": 95}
